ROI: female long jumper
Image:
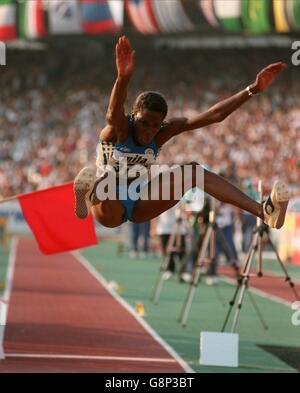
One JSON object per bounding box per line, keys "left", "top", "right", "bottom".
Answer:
{"left": 74, "top": 36, "right": 289, "bottom": 230}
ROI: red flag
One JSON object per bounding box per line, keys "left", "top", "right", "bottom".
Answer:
{"left": 18, "top": 182, "right": 97, "bottom": 255}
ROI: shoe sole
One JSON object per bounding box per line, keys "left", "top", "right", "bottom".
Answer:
{"left": 74, "top": 188, "right": 90, "bottom": 219}
{"left": 74, "top": 168, "right": 94, "bottom": 219}
{"left": 273, "top": 181, "right": 289, "bottom": 229}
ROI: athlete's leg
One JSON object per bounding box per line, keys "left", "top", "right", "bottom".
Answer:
{"left": 132, "top": 163, "right": 262, "bottom": 222}
{"left": 204, "top": 169, "right": 263, "bottom": 217}
{"left": 76, "top": 164, "right": 288, "bottom": 229}
{"left": 132, "top": 163, "right": 288, "bottom": 229}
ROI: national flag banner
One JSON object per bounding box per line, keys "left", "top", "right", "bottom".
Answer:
{"left": 18, "top": 0, "right": 46, "bottom": 39}
{"left": 163, "top": 0, "right": 194, "bottom": 33}
{"left": 273, "top": 0, "right": 290, "bottom": 33}
{"left": 149, "top": 0, "right": 171, "bottom": 33}
{"left": 199, "top": 0, "right": 219, "bottom": 28}
{"left": 151, "top": 0, "right": 194, "bottom": 33}
{"left": 80, "top": 0, "right": 121, "bottom": 34}
{"left": 242, "top": 0, "right": 273, "bottom": 34}
{"left": 48, "top": 0, "right": 82, "bottom": 34}
{"left": 181, "top": 0, "right": 209, "bottom": 29}
{"left": 0, "top": 0, "right": 17, "bottom": 40}
{"left": 126, "top": 0, "right": 159, "bottom": 34}
{"left": 18, "top": 182, "right": 97, "bottom": 255}
{"left": 125, "top": 0, "right": 147, "bottom": 34}
{"left": 213, "top": 0, "right": 242, "bottom": 33}
{"left": 285, "top": 0, "right": 300, "bottom": 31}
{"left": 107, "top": 0, "right": 123, "bottom": 29}
{"left": 144, "top": 0, "right": 161, "bottom": 33}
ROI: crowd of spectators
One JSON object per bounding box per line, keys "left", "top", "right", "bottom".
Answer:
{"left": 0, "top": 43, "right": 299, "bottom": 199}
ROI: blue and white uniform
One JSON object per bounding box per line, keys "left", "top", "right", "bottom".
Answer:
{"left": 96, "top": 115, "right": 160, "bottom": 222}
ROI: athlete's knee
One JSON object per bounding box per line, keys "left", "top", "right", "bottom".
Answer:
{"left": 186, "top": 162, "right": 212, "bottom": 178}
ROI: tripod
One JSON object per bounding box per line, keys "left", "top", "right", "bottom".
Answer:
{"left": 178, "top": 198, "right": 237, "bottom": 327}
{"left": 152, "top": 207, "right": 185, "bottom": 304}
{"left": 222, "top": 181, "right": 300, "bottom": 333}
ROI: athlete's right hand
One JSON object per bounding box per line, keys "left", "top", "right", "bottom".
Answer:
{"left": 116, "top": 36, "right": 135, "bottom": 81}
{"left": 250, "top": 62, "right": 287, "bottom": 94}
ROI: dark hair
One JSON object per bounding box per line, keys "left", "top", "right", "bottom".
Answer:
{"left": 132, "top": 91, "right": 168, "bottom": 118}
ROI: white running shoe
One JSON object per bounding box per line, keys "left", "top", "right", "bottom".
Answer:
{"left": 162, "top": 271, "right": 173, "bottom": 281}
{"left": 74, "top": 167, "right": 95, "bottom": 219}
{"left": 262, "top": 181, "right": 290, "bottom": 229}
{"left": 206, "top": 276, "right": 219, "bottom": 286}
{"left": 180, "top": 272, "right": 192, "bottom": 283}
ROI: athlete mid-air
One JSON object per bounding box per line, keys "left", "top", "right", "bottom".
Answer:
{"left": 74, "top": 36, "right": 289, "bottom": 230}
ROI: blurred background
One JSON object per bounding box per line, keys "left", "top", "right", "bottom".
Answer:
{"left": 0, "top": 0, "right": 299, "bottom": 263}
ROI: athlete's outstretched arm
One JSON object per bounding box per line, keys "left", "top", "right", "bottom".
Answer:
{"left": 101, "top": 36, "right": 135, "bottom": 141}
{"left": 155, "top": 62, "right": 286, "bottom": 147}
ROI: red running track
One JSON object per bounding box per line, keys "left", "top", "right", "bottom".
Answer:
{"left": 0, "top": 238, "right": 187, "bottom": 373}
{"left": 219, "top": 265, "right": 300, "bottom": 304}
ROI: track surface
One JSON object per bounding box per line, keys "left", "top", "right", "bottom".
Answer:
{"left": 219, "top": 264, "right": 300, "bottom": 305}
{"left": 0, "top": 238, "right": 186, "bottom": 373}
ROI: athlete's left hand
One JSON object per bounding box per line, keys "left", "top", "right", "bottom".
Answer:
{"left": 250, "top": 62, "right": 287, "bottom": 94}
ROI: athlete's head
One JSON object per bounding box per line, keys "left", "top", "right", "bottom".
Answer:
{"left": 131, "top": 91, "right": 168, "bottom": 145}
{"left": 133, "top": 91, "right": 168, "bottom": 118}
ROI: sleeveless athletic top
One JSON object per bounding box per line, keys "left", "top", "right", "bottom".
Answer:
{"left": 96, "top": 115, "right": 160, "bottom": 179}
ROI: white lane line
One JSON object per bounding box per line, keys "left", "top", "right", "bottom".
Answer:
{"left": 5, "top": 353, "right": 178, "bottom": 363}
{"left": 71, "top": 251, "right": 194, "bottom": 374}
{"left": 220, "top": 276, "right": 293, "bottom": 308}
{"left": 0, "top": 237, "right": 18, "bottom": 360}
{"left": 1, "top": 236, "right": 18, "bottom": 304}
